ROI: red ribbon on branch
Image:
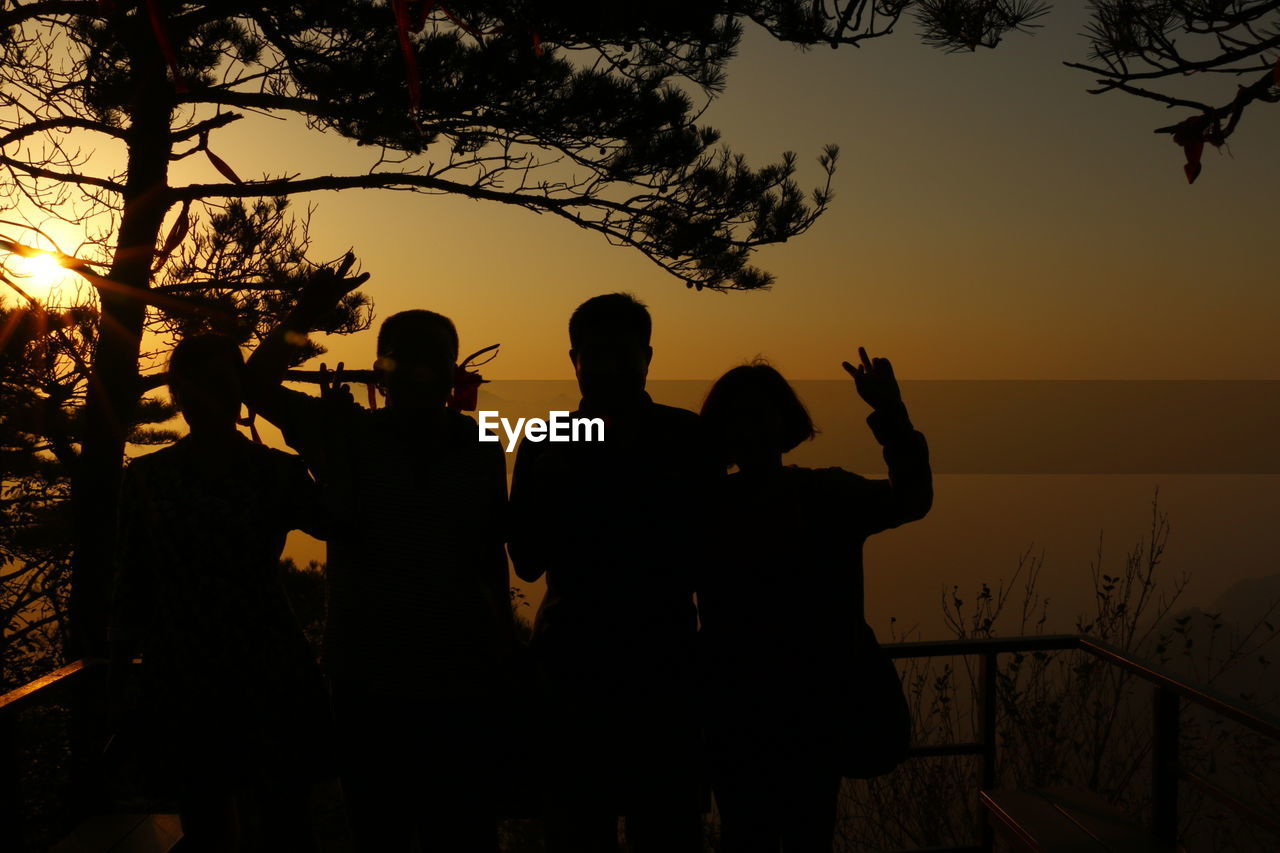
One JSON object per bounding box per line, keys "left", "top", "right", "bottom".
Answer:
{"left": 145, "top": 0, "right": 187, "bottom": 93}
{"left": 1171, "top": 113, "right": 1227, "bottom": 185}
{"left": 447, "top": 343, "right": 499, "bottom": 411}
{"left": 199, "top": 130, "right": 244, "bottom": 184}
{"left": 390, "top": 2, "right": 545, "bottom": 113}
{"left": 152, "top": 199, "right": 191, "bottom": 272}
{"left": 392, "top": 0, "right": 425, "bottom": 114}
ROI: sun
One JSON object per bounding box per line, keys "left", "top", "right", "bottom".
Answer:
{"left": 5, "top": 251, "right": 79, "bottom": 302}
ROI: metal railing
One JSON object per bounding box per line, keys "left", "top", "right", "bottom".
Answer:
{"left": 4, "top": 636, "right": 1279, "bottom": 851}
{"left": 881, "top": 634, "right": 1280, "bottom": 851}
{"left": 0, "top": 657, "right": 108, "bottom": 844}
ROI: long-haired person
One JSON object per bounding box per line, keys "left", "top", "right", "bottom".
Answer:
{"left": 696, "top": 350, "right": 932, "bottom": 852}
{"left": 109, "top": 334, "right": 332, "bottom": 852}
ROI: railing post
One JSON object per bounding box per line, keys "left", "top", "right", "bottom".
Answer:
{"left": 979, "top": 652, "right": 998, "bottom": 851}
{"left": 68, "top": 660, "right": 110, "bottom": 819}
{"left": 0, "top": 708, "right": 22, "bottom": 845}
{"left": 1152, "top": 684, "right": 1180, "bottom": 846}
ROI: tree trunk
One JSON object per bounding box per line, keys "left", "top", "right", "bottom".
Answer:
{"left": 66, "top": 38, "right": 173, "bottom": 814}
{"left": 69, "top": 53, "right": 173, "bottom": 663}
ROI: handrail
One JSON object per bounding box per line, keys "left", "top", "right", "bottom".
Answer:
{"left": 0, "top": 657, "right": 104, "bottom": 715}
{"left": 880, "top": 634, "right": 1280, "bottom": 741}
{"left": 879, "top": 632, "right": 1280, "bottom": 849}
{"left": 884, "top": 633, "right": 1080, "bottom": 658}
{"left": 1075, "top": 636, "right": 1280, "bottom": 740}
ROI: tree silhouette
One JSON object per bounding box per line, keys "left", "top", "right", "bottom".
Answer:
{"left": 787, "top": 1, "right": 1279, "bottom": 182}
{"left": 0, "top": 206, "right": 340, "bottom": 686}
{"left": 1065, "top": 0, "right": 1280, "bottom": 183}
{"left": 0, "top": 202, "right": 368, "bottom": 680}
{"left": 0, "top": 298, "right": 88, "bottom": 691}
{"left": 0, "top": 2, "right": 859, "bottom": 667}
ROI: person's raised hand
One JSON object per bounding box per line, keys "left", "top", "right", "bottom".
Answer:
{"left": 841, "top": 346, "right": 903, "bottom": 411}
{"left": 318, "top": 361, "right": 355, "bottom": 407}
{"left": 293, "top": 252, "right": 369, "bottom": 320}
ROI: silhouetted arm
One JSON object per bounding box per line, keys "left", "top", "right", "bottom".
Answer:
{"left": 842, "top": 347, "right": 932, "bottom": 533}
{"left": 242, "top": 253, "right": 368, "bottom": 436}
{"left": 859, "top": 401, "right": 932, "bottom": 533}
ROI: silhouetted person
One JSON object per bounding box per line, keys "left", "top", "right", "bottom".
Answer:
{"left": 109, "top": 334, "right": 332, "bottom": 853}
{"left": 509, "top": 292, "right": 715, "bottom": 852}
{"left": 696, "top": 351, "right": 932, "bottom": 852}
{"left": 242, "top": 260, "right": 513, "bottom": 853}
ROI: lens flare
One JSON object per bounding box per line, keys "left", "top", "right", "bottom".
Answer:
{"left": 5, "top": 251, "right": 76, "bottom": 301}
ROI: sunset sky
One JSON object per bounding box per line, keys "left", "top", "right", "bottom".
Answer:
{"left": 185, "top": 4, "right": 1280, "bottom": 384}
{"left": 8, "top": 5, "right": 1278, "bottom": 635}
{"left": 12, "top": 6, "right": 1278, "bottom": 381}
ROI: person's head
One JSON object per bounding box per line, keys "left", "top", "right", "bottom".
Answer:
{"left": 700, "top": 360, "right": 816, "bottom": 469}
{"left": 374, "top": 309, "right": 459, "bottom": 408}
{"left": 568, "top": 292, "right": 652, "bottom": 406}
{"left": 167, "top": 334, "right": 245, "bottom": 434}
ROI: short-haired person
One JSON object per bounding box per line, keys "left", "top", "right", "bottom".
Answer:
{"left": 509, "top": 293, "right": 716, "bottom": 852}
{"left": 696, "top": 352, "right": 932, "bottom": 852}
{"left": 110, "top": 334, "right": 332, "bottom": 853}
{"left": 243, "top": 260, "right": 514, "bottom": 853}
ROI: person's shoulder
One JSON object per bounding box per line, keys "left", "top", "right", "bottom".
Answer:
{"left": 445, "top": 408, "right": 506, "bottom": 458}
{"left": 444, "top": 406, "right": 478, "bottom": 431}
{"left": 444, "top": 407, "right": 490, "bottom": 443}
{"left": 651, "top": 401, "right": 698, "bottom": 420}
{"left": 651, "top": 402, "right": 700, "bottom": 429}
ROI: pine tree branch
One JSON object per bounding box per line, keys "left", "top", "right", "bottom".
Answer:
{"left": 0, "top": 117, "right": 126, "bottom": 148}
{"left": 171, "top": 170, "right": 598, "bottom": 208}
{"left": 1081, "top": 32, "right": 1280, "bottom": 82}
{"left": 1151, "top": 64, "right": 1280, "bottom": 136}
{"left": 1062, "top": 66, "right": 1215, "bottom": 111}
{"left": 0, "top": 154, "right": 125, "bottom": 193}
{"left": 0, "top": 0, "right": 99, "bottom": 28}
{"left": 179, "top": 90, "right": 359, "bottom": 120}
{"left": 170, "top": 112, "right": 244, "bottom": 143}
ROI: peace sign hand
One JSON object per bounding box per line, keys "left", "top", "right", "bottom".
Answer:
{"left": 841, "top": 346, "right": 903, "bottom": 411}
{"left": 318, "top": 361, "right": 355, "bottom": 407}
